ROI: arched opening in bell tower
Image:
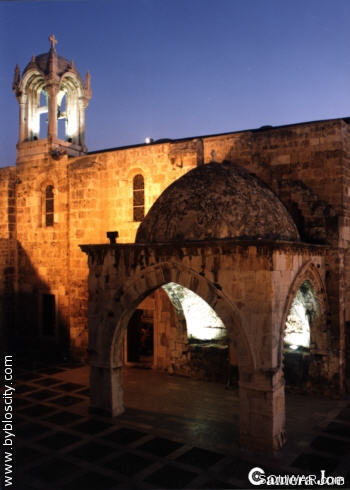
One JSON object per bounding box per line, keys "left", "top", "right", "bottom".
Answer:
{"left": 38, "top": 89, "right": 48, "bottom": 139}
{"left": 57, "top": 90, "right": 68, "bottom": 141}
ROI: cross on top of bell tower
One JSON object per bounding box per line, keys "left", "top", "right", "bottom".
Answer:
{"left": 49, "top": 34, "right": 58, "bottom": 50}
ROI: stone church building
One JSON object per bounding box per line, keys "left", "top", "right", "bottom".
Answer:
{"left": 1, "top": 37, "right": 350, "bottom": 451}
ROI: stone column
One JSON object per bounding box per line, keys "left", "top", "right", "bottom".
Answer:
{"left": 239, "top": 368, "right": 286, "bottom": 452}
{"left": 45, "top": 82, "right": 59, "bottom": 140}
{"left": 90, "top": 364, "right": 124, "bottom": 416}
{"left": 18, "top": 97, "right": 26, "bottom": 143}
{"left": 78, "top": 98, "right": 87, "bottom": 150}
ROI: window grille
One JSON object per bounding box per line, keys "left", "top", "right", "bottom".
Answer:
{"left": 45, "top": 185, "right": 54, "bottom": 226}
{"left": 133, "top": 174, "right": 144, "bottom": 222}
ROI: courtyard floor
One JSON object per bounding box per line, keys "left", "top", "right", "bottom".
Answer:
{"left": 9, "top": 359, "right": 350, "bottom": 489}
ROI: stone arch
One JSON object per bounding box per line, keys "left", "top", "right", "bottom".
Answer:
{"left": 159, "top": 284, "right": 188, "bottom": 341}
{"left": 126, "top": 166, "right": 147, "bottom": 187}
{"left": 59, "top": 72, "right": 86, "bottom": 144}
{"left": 109, "top": 261, "right": 255, "bottom": 374}
{"left": 161, "top": 284, "right": 187, "bottom": 324}
{"left": 280, "top": 261, "right": 328, "bottom": 387}
{"left": 162, "top": 282, "right": 226, "bottom": 342}
{"left": 20, "top": 71, "right": 46, "bottom": 141}
{"left": 127, "top": 166, "right": 146, "bottom": 179}
{"left": 85, "top": 248, "right": 287, "bottom": 451}
{"left": 281, "top": 262, "right": 327, "bottom": 345}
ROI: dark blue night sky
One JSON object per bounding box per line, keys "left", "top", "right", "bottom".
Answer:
{"left": 1, "top": 0, "right": 350, "bottom": 165}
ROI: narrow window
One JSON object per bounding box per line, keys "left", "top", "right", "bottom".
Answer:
{"left": 42, "top": 293, "right": 56, "bottom": 337}
{"left": 45, "top": 185, "right": 54, "bottom": 226}
{"left": 133, "top": 174, "right": 144, "bottom": 221}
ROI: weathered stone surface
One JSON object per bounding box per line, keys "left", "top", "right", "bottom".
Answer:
{"left": 81, "top": 240, "right": 329, "bottom": 452}
{"left": 136, "top": 161, "right": 299, "bottom": 243}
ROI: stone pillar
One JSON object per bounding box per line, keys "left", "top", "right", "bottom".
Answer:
{"left": 90, "top": 364, "right": 124, "bottom": 416}
{"left": 78, "top": 98, "right": 88, "bottom": 150}
{"left": 45, "top": 82, "right": 59, "bottom": 140}
{"left": 239, "top": 368, "right": 286, "bottom": 452}
{"left": 18, "top": 97, "right": 26, "bottom": 143}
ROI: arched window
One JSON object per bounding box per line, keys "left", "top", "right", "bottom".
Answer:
{"left": 133, "top": 174, "right": 144, "bottom": 222}
{"left": 45, "top": 185, "right": 54, "bottom": 227}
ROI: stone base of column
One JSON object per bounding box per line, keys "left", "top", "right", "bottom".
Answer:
{"left": 90, "top": 365, "right": 124, "bottom": 416}
{"left": 239, "top": 372, "right": 286, "bottom": 452}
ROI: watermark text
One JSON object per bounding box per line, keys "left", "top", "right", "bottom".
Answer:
{"left": 3, "top": 355, "right": 15, "bottom": 487}
{"left": 248, "top": 467, "right": 345, "bottom": 487}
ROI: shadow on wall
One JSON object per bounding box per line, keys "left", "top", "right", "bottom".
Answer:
{"left": 222, "top": 129, "right": 338, "bottom": 245}
{"left": 1, "top": 240, "right": 69, "bottom": 363}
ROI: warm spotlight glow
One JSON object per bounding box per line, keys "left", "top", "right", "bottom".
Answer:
{"left": 284, "top": 282, "right": 317, "bottom": 350}
{"left": 162, "top": 282, "right": 226, "bottom": 341}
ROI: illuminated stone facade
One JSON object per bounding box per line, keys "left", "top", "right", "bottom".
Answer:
{"left": 1, "top": 38, "right": 350, "bottom": 452}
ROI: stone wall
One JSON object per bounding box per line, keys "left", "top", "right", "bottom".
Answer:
{"left": 15, "top": 154, "right": 70, "bottom": 356}
{"left": 202, "top": 120, "right": 345, "bottom": 222}
{"left": 150, "top": 287, "right": 228, "bottom": 381}
{"left": 1, "top": 138, "right": 201, "bottom": 359}
{"left": 1, "top": 117, "right": 350, "bottom": 383}
{"left": 66, "top": 140, "right": 198, "bottom": 356}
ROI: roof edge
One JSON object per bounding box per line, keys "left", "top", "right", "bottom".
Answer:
{"left": 87, "top": 116, "right": 348, "bottom": 156}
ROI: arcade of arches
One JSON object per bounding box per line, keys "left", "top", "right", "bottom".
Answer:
{"left": 81, "top": 240, "right": 329, "bottom": 452}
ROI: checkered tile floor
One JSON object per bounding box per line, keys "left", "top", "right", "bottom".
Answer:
{"left": 6, "top": 360, "right": 350, "bottom": 489}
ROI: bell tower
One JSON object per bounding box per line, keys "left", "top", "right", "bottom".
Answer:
{"left": 12, "top": 35, "right": 92, "bottom": 162}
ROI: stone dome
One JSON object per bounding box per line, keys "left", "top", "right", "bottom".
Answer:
{"left": 23, "top": 52, "right": 80, "bottom": 79}
{"left": 136, "top": 161, "right": 300, "bottom": 243}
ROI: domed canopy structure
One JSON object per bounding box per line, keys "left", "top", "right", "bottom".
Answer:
{"left": 136, "top": 161, "right": 300, "bottom": 243}
{"left": 22, "top": 51, "right": 78, "bottom": 79}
